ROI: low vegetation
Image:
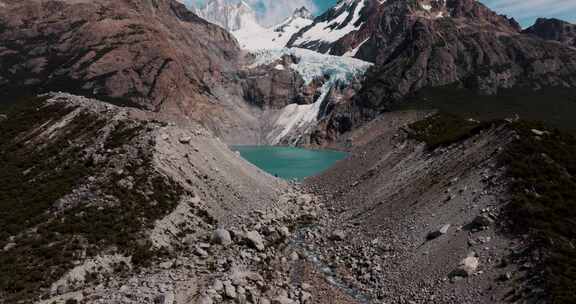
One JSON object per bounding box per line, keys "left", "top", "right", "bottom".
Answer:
{"left": 408, "top": 111, "right": 576, "bottom": 303}
{"left": 502, "top": 121, "right": 576, "bottom": 304}
{"left": 0, "top": 97, "right": 184, "bottom": 302}
{"left": 407, "top": 112, "right": 500, "bottom": 149}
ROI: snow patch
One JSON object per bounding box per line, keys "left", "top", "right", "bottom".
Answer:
{"left": 343, "top": 38, "right": 370, "bottom": 57}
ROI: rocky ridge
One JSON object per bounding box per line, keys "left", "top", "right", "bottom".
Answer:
{"left": 523, "top": 18, "right": 576, "bottom": 48}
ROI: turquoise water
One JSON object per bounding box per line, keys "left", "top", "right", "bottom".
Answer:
{"left": 232, "top": 146, "right": 347, "bottom": 181}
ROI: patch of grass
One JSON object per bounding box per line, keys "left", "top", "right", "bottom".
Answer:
{"left": 407, "top": 112, "right": 500, "bottom": 149}
{"left": 503, "top": 121, "right": 576, "bottom": 303}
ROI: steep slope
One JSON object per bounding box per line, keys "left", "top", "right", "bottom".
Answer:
{"left": 0, "top": 0, "right": 272, "bottom": 143}
{"left": 304, "top": 112, "right": 576, "bottom": 303}
{"left": 524, "top": 18, "right": 576, "bottom": 48}
{"left": 0, "top": 93, "right": 289, "bottom": 303}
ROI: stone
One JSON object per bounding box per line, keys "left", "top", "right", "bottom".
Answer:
{"left": 212, "top": 229, "right": 233, "bottom": 246}
{"left": 179, "top": 136, "right": 192, "bottom": 144}
{"left": 451, "top": 255, "right": 480, "bottom": 278}
{"left": 223, "top": 281, "right": 237, "bottom": 299}
{"left": 329, "top": 230, "right": 346, "bottom": 241}
{"left": 289, "top": 251, "right": 299, "bottom": 261}
{"left": 245, "top": 230, "right": 265, "bottom": 251}
{"left": 198, "top": 295, "right": 213, "bottom": 304}
{"left": 278, "top": 226, "right": 290, "bottom": 238}
{"left": 472, "top": 214, "right": 493, "bottom": 229}
{"left": 272, "top": 296, "right": 296, "bottom": 304}
{"left": 427, "top": 224, "right": 451, "bottom": 240}
{"left": 213, "top": 279, "right": 224, "bottom": 291}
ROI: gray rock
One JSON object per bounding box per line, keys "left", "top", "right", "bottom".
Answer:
{"left": 272, "top": 296, "right": 296, "bottom": 304}
{"left": 329, "top": 230, "right": 346, "bottom": 241}
{"left": 245, "top": 230, "right": 265, "bottom": 251}
{"left": 212, "top": 229, "right": 233, "bottom": 246}
{"left": 472, "top": 214, "right": 493, "bottom": 229}
{"left": 427, "top": 224, "right": 451, "bottom": 240}
{"left": 198, "top": 295, "right": 213, "bottom": 304}
{"left": 179, "top": 136, "right": 192, "bottom": 144}
{"left": 223, "top": 281, "right": 237, "bottom": 299}
{"left": 451, "top": 255, "right": 480, "bottom": 278}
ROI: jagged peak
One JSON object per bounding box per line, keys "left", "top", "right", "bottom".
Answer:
{"left": 292, "top": 6, "right": 313, "bottom": 20}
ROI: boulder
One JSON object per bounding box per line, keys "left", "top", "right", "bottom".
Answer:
{"left": 472, "top": 214, "right": 493, "bottom": 229}
{"left": 427, "top": 224, "right": 451, "bottom": 240}
{"left": 245, "top": 230, "right": 265, "bottom": 251}
{"left": 223, "top": 281, "right": 237, "bottom": 299}
{"left": 451, "top": 255, "right": 480, "bottom": 278}
{"left": 212, "top": 229, "right": 233, "bottom": 246}
{"left": 329, "top": 230, "right": 346, "bottom": 241}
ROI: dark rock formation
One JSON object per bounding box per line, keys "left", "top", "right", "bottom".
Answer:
{"left": 523, "top": 18, "right": 576, "bottom": 47}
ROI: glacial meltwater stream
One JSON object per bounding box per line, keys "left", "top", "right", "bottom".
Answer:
{"left": 232, "top": 146, "right": 347, "bottom": 181}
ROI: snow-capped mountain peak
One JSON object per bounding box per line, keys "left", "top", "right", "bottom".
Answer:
{"left": 232, "top": 6, "right": 314, "bottom": 50}
{"left": 291, "top": 6, "right": 314, "bottom": 20}
{"left": 194, "top": 0, "right": 258, "bottom": 32}
{"left": 287, "top": 0, "right": 367, "bottom": 54}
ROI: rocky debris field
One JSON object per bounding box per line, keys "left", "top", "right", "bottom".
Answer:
{"left": 0, "top": 94, "right": 560, "bottom": 304}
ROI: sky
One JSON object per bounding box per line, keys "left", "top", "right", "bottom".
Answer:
{"left": 187, "top": 0, "right": 576, "bottom": 28}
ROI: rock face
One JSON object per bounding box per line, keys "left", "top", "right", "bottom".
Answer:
{"left": 291, "top": 0, "right": 576, "bottom": 142}
{"left": 0, "top": 0, "right": 241, "bottom": 127}
{"left": 524, "top": 18, "right": 576, "bottom": 48}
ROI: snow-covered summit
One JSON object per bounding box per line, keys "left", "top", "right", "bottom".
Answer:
{"left": 287, "top": 0, "right": 367, "bottom": 54}
{"left": 194, "top": 0, "right": 258, "bottom": 32}
{"left": 232, "top": 7, "right": 314, "bottom": 50}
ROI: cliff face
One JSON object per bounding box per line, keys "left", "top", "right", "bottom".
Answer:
{"left": 0, "top": 0, "right": 240, "bottom": 119}
{"left": 523, "top": 18, "right": 576, "bottom": 48}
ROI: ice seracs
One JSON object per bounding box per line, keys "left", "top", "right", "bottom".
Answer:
{"left": 247, "top": 48, "right": 372, "bottom": 144}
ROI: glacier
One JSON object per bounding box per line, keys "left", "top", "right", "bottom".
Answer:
{"left": 248, "top": 48, "right": 372, "bottom": 145}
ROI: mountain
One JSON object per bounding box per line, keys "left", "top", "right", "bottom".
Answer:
{"left": 0, "top": 0, "right": 282, "bottom": 144}
{"left": 287, "top": 0, "right": 369, "bottom": 56}
{"left": 194, "top": 0, "right": 258, "bottom": 32}
{"left": 289, "top": 0, "right": 576, "bottom": 143}
{"left": 231, "top": 6, "right": 314, "bottom": 50}
{"left": 524, "top": 18, "right": 576, "bottom": 48}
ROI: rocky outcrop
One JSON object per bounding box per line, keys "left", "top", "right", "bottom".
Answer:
{"left": 239, "top": 55, "right": 312, "bottom": 109}
{"left": 524, "top": 18, "right": 576, "bottom": 48}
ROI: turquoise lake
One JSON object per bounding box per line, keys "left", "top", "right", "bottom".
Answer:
{"left": 232, "top": 146, "right": 347, "bottom": 181}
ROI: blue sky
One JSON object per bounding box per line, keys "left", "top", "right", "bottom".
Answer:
{"left": 314, "top": 0, "right": 576, "bottom": 28}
